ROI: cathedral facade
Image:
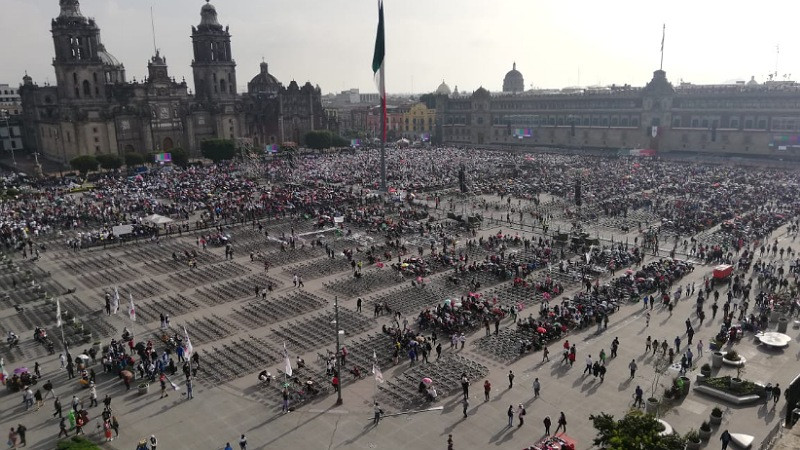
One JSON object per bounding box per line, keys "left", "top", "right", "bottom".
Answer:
{"left": 19, "top": 0, "right": 325, "bottom": 165}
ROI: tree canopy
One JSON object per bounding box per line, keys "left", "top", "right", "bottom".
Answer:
{"left": 56, "top": 436, "right": 101, "bottom": 449}
{"left": 590, "top": 410, "right": 685, "bottom": 450}
{"left": 95, "top": 153, "right": 123, "bottom": 171}
{"left": 200, "top": 139, "right": 237, "bottom": 162}
{"left": 124, "top": 152, "right": 145, "bottom": 167}
{"left": 69, "top": 155, "right": 99, "bottom": 176}
{"left": 304, "top": 130, "right": 348, "bottom": 150}
{"left": 169, "top": 148, "right": 189, "bottom": 168}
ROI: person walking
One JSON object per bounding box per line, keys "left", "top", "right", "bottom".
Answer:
{"left": 34, "top": 389, "right": 42, "bottom": 410}
{"left": 356, "top": 298, "right": 362, "bottom": 313}
{"left": 462, "top": 397, "right": 469, "bottom": 418}
{"left": 696, "top": 340, "right": 703, "bottom": 357}
{"left": 89, "top": 383, "right": 98, "bottom": 407}
{"left": 53, "top": 396, "right": 62, "bottom": 418}
{"left": 16, "top": 424, "right": 26, "bottom": 447}
{"left": 508, "top": 370, "right": 515, "bottom": 389}
{"left": 517, "top": 404, "right": 526, "bottom": 427}
{"left": 543, "top": 415, "right": 551, "bottom": 436}
{"left": 447, "top": 434, "right": 454, "bottom": 450}
{"left": 483, "top": 380, "right": 491, "bottom": 401}
{"left": 58, "top": 417, "right": 69, "bottom": 438}
{"left": 373, "top": 402, "right": 382, "bottom": 425}
{"left": 149, "top": 435, "right": 158, "bottom": 450}
{"left": 532, "top": 378, "right": 540, "bottom": 397}
{"left": 583, "top": 355, "right": 593, "bottom": 375}
{"left": 646, "top": 312, "right": 650, "bottom": 327}
{"left": 186, "top": 377, "right": 193, "bottom": 399}
{"left": 555, "top": 412, "right": 567, "bottom": 434}
{"left": 111, "top": 416, "right": 119, "bottom": 438}
{"left": 720, "top": 429, "right": 732, "bottom": 450}
{"left": 507, "top": 405, "right": 514, "bottom": 427}
{"left": 634, "top": 385, "right": 644, "bottom": 408}
{"left": 43, "top": 380, "right": 54, "bottom": 400}
{"left": 8, "top": 428, "right": 18, "bottom": 449}
{"left": 629, "top": 359, "right": 637, "bottom": 378}
{"left": 542, "top": 346, "right": 549, "bottom": 362}
{"left": 772, "top": 384, "right": 781, "bottom": 407}
{"left": 239, "top": 433, "right": 247, "bottom": 450}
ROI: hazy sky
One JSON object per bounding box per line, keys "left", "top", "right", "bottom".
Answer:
{"left": 3, "top": 0, "right": 799, "bottom": 95}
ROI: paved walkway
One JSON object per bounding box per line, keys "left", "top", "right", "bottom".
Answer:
{"left": 0, "top": 215, "right": 797, "bottom": 450}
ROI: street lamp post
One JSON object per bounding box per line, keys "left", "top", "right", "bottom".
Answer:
{"left": 334, "top": 296, "right": 343, "bottom": 405}
{"left": 0, "top": 110, "right": 15, "bottom": 168}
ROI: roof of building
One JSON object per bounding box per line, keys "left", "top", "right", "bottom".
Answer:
{"left": 435, "top": 80, "right": 451, "bottom": 96}
{"left": 97, "top": 44, "right": 122, "bottom": 67}
{"left": 198, "top": 0, "right": 223, "bottom": 31}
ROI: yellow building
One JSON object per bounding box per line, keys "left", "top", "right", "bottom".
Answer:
{"left": 402, "top": 103, "right": 436, "bottom": 140}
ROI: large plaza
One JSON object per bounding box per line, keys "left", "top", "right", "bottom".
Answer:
{"left": 0, "top": 149, "right": 799, "bottom": 449}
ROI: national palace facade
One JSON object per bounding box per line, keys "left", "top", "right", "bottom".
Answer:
{"left": 436, "top": 67, "right": 800, "bottom": 157}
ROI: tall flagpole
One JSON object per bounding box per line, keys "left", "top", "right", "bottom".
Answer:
{"left": 660, "top": 24, "right": 665, "bottom": 71}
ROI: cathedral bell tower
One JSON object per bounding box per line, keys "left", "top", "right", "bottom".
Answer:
{"left": 191, "top": 1, "right": 237, "bottom": 101}
{"left": 51, "top": 0, "right": 104, "bottom": 101}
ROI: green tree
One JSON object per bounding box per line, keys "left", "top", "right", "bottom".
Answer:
{"left": 590, "top": 410, "right": 685, "bottom": 450}
{"left": 304, "top": 130, "right": 332, "bottom": 150}
{"left": 419, "top": 92, "right": 437, "bottom": 109}
{"left": 69, "top": 155, "right": 99, "bottom": 176}
{"left": 305, "top": 130, "right": 351, "bottom": 149}
{"left": 95, "top": 153, "right": 123, "bottom": 171}
{"left": 124, "top": 152, "right": 145, "bottom": 167}
{"left": 56, "top": 436, "right": 101, "bottom": 449}
{"left": 169, "top": 148, "right": 189, "bottom": 168}
{"left": 200, "top": 139, "right": 236, "bottom": 163}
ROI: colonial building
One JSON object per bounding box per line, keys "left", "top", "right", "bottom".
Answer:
{"left": 19, "top": 0, "right": 324, "bottom": 164}
{"left": 437, "top": 68, "right": 800, "bottom": 157}
{"left": 242, "top": 61, "right": 326, "bottom": 147}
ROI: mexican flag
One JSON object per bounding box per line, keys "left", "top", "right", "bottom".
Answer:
{"left": 371, "top": 0, "right": 386, "bottom": 142}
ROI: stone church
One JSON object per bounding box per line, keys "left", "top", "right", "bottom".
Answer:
{"left": 20, "top": 0, "right": 326, "bottom": 165}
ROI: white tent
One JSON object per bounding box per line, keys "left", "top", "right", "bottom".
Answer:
{"left": 144, "top": 214, "right": 174, "bottom": 225}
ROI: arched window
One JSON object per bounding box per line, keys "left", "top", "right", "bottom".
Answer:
{"left": 83, "top": 80, "right": 91, "bottom": 97}
{"left": 73, "top": 73, "right": 78, "bottom": 84}
{"left": 162, "top": 137, "right": 174, "bottom": 150}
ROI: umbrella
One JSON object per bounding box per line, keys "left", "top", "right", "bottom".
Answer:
{"left": 120, "top": 370, "right": 133, "bottom": 382}
{"left": 536, "top": 327, "right": 547, "bottom": 333}
{"left": 13, "top": 367, "right": 28, "bottom": 375}
{"left": 625, "top": 269, "right": 634, "bottom": 275}
{"left": 76, "top": 354, "right": 90, "bottom": 361}
{"left": 422, "top": 378, "right": 433, "bottom": 385}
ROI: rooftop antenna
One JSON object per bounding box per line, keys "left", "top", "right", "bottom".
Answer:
{"left": 660, "top": 24, "right": 665, "bottom": 71}
{"left": 775, "top": 44, "right": 779, "bottom": 78}
{"left": 150, "top": 6, "right": 158, "bottom": 55}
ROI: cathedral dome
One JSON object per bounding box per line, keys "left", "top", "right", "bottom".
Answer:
{"left": 435, "top": 80, "right": 451, "bottom": 96}
{"left": 248, "top": 62, "right": 281, "bottom": 94}
{"left": 747, "top": 76, "right": 758, "bottom": 86}
{"left": 97, "top": 44, "right": 121, "bottom": 67}
{"left": 502, "top": 62, "right": 524, "bottom": 93}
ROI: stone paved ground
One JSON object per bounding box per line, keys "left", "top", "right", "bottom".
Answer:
{"left": 0, "top": 204, "right": 797, "bottom": 450}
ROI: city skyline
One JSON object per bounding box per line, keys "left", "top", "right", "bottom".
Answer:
{"left": 2, "top": 0, "right": 800, "bottom": 95}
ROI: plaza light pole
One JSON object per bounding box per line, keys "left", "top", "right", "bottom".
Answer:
{"left": 334, "top": 296, "right": 343, "bottom": 405}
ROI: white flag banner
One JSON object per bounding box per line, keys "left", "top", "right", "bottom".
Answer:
{"left": 372, "top": 350, "right": 384, "bottom": 383}
{"left": 128, "top": 293, "right": 136, "bottom": 322}
{"left": 283, "top": 343, "right": 293, "bottom": 377}
{"left": 183, "top": 326, "right": 193, "bottom": 358}
{"left": 112, "top": 287, "right": 120, "bottom": 315}
{"left": 56, "top": 298, "right": 62, "bottom": 328}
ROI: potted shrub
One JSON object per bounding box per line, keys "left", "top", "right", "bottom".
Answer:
{"left": 685, "top": 430, "right": 701, "bottom": 450}
{"left": 646, "top": 397, "right": 660, "bottom": 415}
{"left": 698, "top": 421, "right": 712, "bottom": 440}
{"left": 700, "top": 363, "right": 711, "bottom": 377}
{"left": 778, "top": 316, "right": 789, "bottom": 333}
{"left": 138, "top": 382, "right": 149, "bottom": 395}
{"left": 709, "top": 406, "right": 723, "bottom": 425}
{"left": 711, "top": 351, "right": 724, "bottom": 368}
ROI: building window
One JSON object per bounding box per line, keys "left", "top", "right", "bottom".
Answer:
{"left": 83, "top": 80, "right": 91, "bottom": 97}
{"left": 672, "top": 118, "right": 681, "bottom": 127}
{"left": 631, "top": 118, "right": 639, "bottom": 127}
{"left": 95, "top": 146, "right": 100, "bottom": 152}
{"left": 758, "top": 119, "right": 767, "bottom": 129}
{"left": 93, "top": 127, "right": 98, "bottom": 133}
{"left": 730, "top": 119, "right": 739, "bottom": 129}
{"left": 94, "top": 137, "right": 99, "bottom": 143}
